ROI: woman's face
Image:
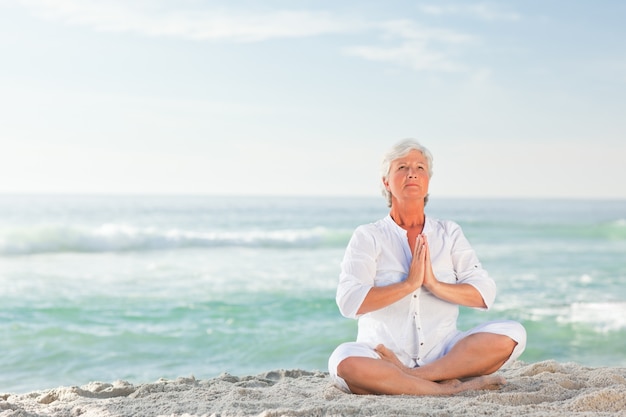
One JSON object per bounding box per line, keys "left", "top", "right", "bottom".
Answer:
{"left": 384, "top": 150, "right": 430, "bottom": 204}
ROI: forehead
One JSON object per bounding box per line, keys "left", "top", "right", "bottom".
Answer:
{"left": 392, "top": 149, "right": 427, "bottom": 163}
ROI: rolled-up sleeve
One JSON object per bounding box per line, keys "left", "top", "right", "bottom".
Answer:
{"left": 336, "top": 226, "right": 379, "bottom": 319}
{"left": 446, "top": 221, "right": 496, "bottom": 310}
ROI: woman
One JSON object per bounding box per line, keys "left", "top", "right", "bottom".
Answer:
{"left": 328, "top": 139, "right": 526, "bottom": 395}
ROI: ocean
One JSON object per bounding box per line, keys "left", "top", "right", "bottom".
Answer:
{"left": 1, "top": 194, "right": 625, "bottom": 394}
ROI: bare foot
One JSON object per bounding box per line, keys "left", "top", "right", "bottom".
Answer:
{"left": 461, "top": 374, "right": 506, "bottom": 392}
{"left": 439, "top": 379, "right": 462, "bottom": 387}
{"left": 374, "top": 344, "right": 405, "bottom": 369}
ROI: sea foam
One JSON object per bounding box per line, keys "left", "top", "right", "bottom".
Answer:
{"left": 0, "top": 223, "right": 351, "bottom": 255}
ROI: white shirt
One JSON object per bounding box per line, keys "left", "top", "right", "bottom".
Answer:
{"left": 336, "top": 215, "right": 496, "bottom": 367}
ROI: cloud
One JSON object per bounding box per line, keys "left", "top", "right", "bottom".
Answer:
{"left": 16, "top": 0, "right": 363, "bottom": 42}
{"left": 344, "top": 20, "right": 475, "bottom": 72}
{"left": 15, "top": 0, "right": 488, "bottom": 74}
{"left": 378, "top": 19, "right": 476, "bottom": 44}
{"left": 419, "top": 3, "right": 521, "bottom": 21}
{"left": 345, "top": 41, "right": 463, "bottom": 72}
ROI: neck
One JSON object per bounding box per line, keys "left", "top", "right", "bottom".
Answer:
{"left": 389, "top": 200, "right": 425, "bottom": 229}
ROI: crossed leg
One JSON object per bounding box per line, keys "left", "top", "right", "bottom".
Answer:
{"left": 337, "top": 333, "right": 517, "bottom": 395}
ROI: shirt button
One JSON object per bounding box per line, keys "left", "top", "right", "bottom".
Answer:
{"left": 413, "top": 294, "right": 417, "bottom": 298}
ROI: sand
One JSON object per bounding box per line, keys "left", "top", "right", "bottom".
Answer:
{"left": 1, "top": 360, "right": 625, "bottom": 417}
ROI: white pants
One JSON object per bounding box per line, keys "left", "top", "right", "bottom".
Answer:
{"left": 328, "top": 319, "right": 527, "bottom": 393}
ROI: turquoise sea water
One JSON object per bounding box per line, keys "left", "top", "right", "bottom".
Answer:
{"left": 1, "top": 195, "right": 625, "bottom": 394}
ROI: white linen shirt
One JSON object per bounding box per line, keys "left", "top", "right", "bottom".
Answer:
{"left": 336, "top": 215, "right": 497, "bottom": 367}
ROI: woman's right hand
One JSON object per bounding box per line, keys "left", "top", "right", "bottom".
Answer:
{"left": 356, "top": 234, "right": 429, "bottom": 315}
{"left": 406, "top": 234, "right": 427, "bottom": 291}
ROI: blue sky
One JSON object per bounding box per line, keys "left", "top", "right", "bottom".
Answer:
{"left": 1, "top": 1, "right": 624, "bottom": 198}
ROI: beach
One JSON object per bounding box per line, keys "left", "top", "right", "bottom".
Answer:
{"left": 2, "top": 360, "right": 626, "bottom": 416}
{"left": 1, "top": 195, "right": 625, "bottom": 414}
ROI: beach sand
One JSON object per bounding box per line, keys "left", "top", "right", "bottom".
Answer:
{"left": 2, "top": 360, "right": 625, "bottom": 417}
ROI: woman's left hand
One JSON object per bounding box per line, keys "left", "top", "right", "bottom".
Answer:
{"left": 420, "top": 235, "right": 439, "bottom": 292}
{"left": 419, "top": 234, "right": 487, "bottom": 308}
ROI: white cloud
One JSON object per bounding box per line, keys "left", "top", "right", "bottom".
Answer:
{"left": 16, "top": 0, "right": 363, "bottom": 42}
{"left": 345, "top": 41, "right": 464, "bottom": 72}
{"left": 419, "top": 3, "right": 521, "bottom": 21}
{"left": 14, "top": 0, "right": 486, "bottom": 74}
{"left": 378, "top": 19, "right": 476, "bottom": 44}
{"left": 344, "top": 20, "right": 475, "bottom": 72}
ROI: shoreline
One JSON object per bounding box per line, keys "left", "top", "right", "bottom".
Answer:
{"left": 2, "top": 360, "right": 625, "bottom": 416}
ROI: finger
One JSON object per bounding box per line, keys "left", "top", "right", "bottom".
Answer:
{"left": 416, "top": 235, "right": 426, "bottom": 259}
{"left": 423, "top": 235, "right": 430, "bottom": 258}
{"left": 413, "top": 235, "right": 422, "bottom": 256}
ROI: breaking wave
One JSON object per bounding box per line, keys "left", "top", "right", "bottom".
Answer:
{"left": 0, "top": 223, "right": 352, "bottom": 255}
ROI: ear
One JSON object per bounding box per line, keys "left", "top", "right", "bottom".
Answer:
{"left": 382, "top": 177, "right": 390, "bottom": 191}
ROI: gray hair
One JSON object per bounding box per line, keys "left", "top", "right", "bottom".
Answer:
{"left": 380, "top": 139, "right": 434, "bottom": 207}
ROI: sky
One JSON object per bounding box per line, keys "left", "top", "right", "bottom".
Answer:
{"left": 1, "top": 0, "right": 625, "bottom": 199}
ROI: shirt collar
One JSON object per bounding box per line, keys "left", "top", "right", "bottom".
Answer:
{"left": 384, "top": 214, "right": 432, "bottom": 235}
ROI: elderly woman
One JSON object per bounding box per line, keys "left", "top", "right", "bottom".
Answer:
{"left": 328, "top": 139, "right": 526, "bottom": 395}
